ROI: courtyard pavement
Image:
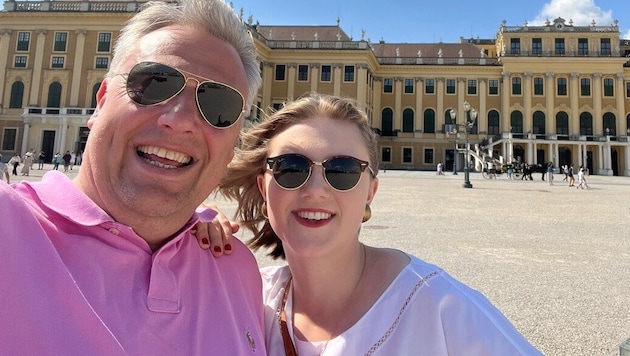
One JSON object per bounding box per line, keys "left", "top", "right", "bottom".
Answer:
{"left": 10, "top": 165, "right": 630, "bottom": 355}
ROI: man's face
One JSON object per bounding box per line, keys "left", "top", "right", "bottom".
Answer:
{"left": 78, "top": 25, "right": 248, "bottom": 227}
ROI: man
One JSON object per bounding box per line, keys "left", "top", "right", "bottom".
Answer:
{"left": 8, "top": 153, "right": 20, "bottom": 176}
{"left": 37, "top": 150, "right": 45, "bottom": 169}
{"left": 0, "top": 0, "right": 265, "bottom": 354}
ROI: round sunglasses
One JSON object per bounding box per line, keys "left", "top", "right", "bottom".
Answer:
{"left": 125, "top": 61, "right": 246, "bottom": 129}
{"left": 265, "top": 154, "right": 376, "bottom": 192}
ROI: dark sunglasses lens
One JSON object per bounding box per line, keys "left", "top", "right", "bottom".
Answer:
{"left": 127, "top": 63, "right": 184, "bottom": 105}
{"left": 272, "top": 155, "right": 311, "bottom": 189}
{"left": 197, "top": 83, "right": 244, "bottom": 128}
{"left": 324, "top": 157, "right": 363, "bottom": 190}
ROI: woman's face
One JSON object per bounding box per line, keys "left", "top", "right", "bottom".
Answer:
{"left": 257, "top": 117, "right": 378, "bottom": 258}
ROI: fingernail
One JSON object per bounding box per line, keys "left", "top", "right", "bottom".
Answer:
{"left": 225, "top": 244, "right": 232, "bottom": 251}
{"left": 214, "top": 246, "right": 222, "bottom": 253}
{"left": 201, "top": 238, "right": 209, "bottom": 245}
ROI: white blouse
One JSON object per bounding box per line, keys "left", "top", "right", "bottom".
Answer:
{"left": 261, "top": 255, "right": 541, "bottom": 356}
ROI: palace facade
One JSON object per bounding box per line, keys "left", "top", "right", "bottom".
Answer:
{"left": 1, "top": 0, "right": 630, "bottom": 175}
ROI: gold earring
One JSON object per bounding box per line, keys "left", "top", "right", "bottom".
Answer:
{"left": 261, "top": 202, "right": 268, "bottom": 219}
{"left": 362, "top": 204, "right": 371, "bottom": 223}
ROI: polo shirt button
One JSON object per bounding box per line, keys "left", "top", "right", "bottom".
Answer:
{"left": 108, "top": 228, "right": 120, "bottom": 235}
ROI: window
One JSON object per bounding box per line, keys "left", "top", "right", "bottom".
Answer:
{"left": 9, "top": 81, "right": 24, "bottom": 108}
{"left": 580, "top": 112, "right": 593, "bottom": 135}
{"left": 488, "top": 110, "right": 500, "bottom": 135}
{"left": 51, "top": 56, "right": 65, "bottom": 69}
{"left": 343, "top": 65, "right": 354, "bottom": 82}
{"left": 53, "top": 32, "right": 68, "bottom": 52}
{"left": 510, "top": 38, "right": 520, "bottom": 55}
{"left": 425, "top": 79, "right": 435, "bottom": 94}
{"left": 97, "top": 33, "right": 112, "bottom": 52}
{"left": 532, "top": 38, "right": 542, "bottom": 55}
{"left": 467, "top": 80, "right": 477, "bottom": 95}
{"left": 383, "top": 78, "right": 393, "bottom": 93}
{"left": 47, "top": 82, "right": 62, "bottom": 108}
{"left": 381, "top": 147, "right": 391, "bottom": 162}
{"left": 446, "top": 79, "right": 456, "bottom": 94}
{"left": 626, "top": 82, "right": 630, "bottom": 98}
{"left": 581, "top": 78, "right": 591, "bottom": 96}
{"left": 381, "top": 108, "right": 393, "bottom": 136}
{"left": 423, "top": 109, "right": 435, "bottom": 134}
{"left": 17, "top": 31, "right": 30, "bottom": 51}
{"left": 320, "top": 65, "right": 331, "bottom": 82}
{"left": 95, "top": 57, "right": 109, "bottom": 69}
{"left": 533, "top": 77, "right": 544, "bottom": 95}
{"left": 403, "top": 147, "right": 413, "bottom": 163}
{"left": 297, "top": 65, "right": 308, "bottom": 81}
{"left": 2, "top": 128, "right": 17, "bottom": 151}
{"left": 554, "top": 38, "right": 565, "bottom": 55}
{"left": 603, "top": 78, "right": 614, "bottom": 97}
{"left": 512, "top": 77, "right": 521, "bottom": 95}
{"left": 404, "top": 79, "right": 414, "bottom": 94}
{"left": 557, "top": 78, "right": 567, "bottom": 96}
{"left": 578, "top": 38, "right": 588, "bottom": 55}
{"left": 402, "top": 108, "right": 414, "bottom": 132}
{"left": 556, "top": 112, "right": 569, "bottom": 135}
{"left": 510, "top": 111, "right": 523, "bottom": 134}
{"left": 489, "top": 80, "right": 499, "bottom": 95}
{"left": 533, "top": 111, "right": 546, "bottom": 135}
{"left": 423, "top": 148, "right": 434, "bottom": 164}
{"left": 601, "top": 38, "right": 611, "bottom": 55}
{"left": 14, "top": 55, "right": 27, "bottom": 68}
{"left": 275, "top": 64, "right": 285, "bottom": 81}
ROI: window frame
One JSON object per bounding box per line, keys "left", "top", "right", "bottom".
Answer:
{"left": 383, "top": 78, "right": 393, "bottom": 93}
{"left": 16, "top": 31, "right": 30, "bottom": 52}
{"left": 51, "top": 56, "right": 66, "bottom": 69}
{"left": 467, "top": 79, "right": 477, "bottom": 95}
{"left": 274, "top": 64, "right": 286, "bottom": 81}
{"left": 97, "top": 32, "right": 112, "bottom": 53}
{"left": 425, "top": 79, "right": 435, "bottom": 94}
{"left": 53, "top": 31, "right": 68, "bottom": 52}
{"left": 2, "top": 128, "right": 18, "bottom": 151}
{"left": 13, "top": 55, "right": 28, "bottom": 68}
{"left": 488, "top": 79, "right": 499, "bottom": 95}
{"left": 446, "top": 79, "right": 456, "bottom": 94}
{"left": 404, "top": 78, "right": 414, "bottom": 94}
{"left": 603, "top": 78, "right": 614, "bottom": 97}
{"left": 402, "top": 147, "right": 413, "bottom": 164}
{"left": 581, "top": 78, "right": 591, "bottom": 97}
{"left": 531, "top": 38, "right": 542, "bottom": 55}
{"left": 554, "top": 38, "right": 565, "bottom": 55}
{"left": 533, "top": 77, "right": 544, "bottom": 96}
{"left": 343, "top": 65, "right": 355, "bottom": 82}
{"left": 423, "top": 148, "right": 434, "bottom": 165}
{"left": 512, "top": 77, "right": 522, "bottom": 95}
{"left": 297, "top": 64, "right": 309, "bottom": 81}
{"left": 320, "top": 65, "right": 331, "bottom": 82}
{"left": 557, "top": 77, "right": 568, "bottom": 96}
{"left": 95, "top": 56, "right": 109, "bottom": 70}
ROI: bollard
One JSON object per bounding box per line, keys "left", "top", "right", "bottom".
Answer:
{"left": 621, "top": 338, "right": 630, "bottom": 356}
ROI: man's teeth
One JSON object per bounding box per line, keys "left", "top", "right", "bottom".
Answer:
{"left": 297, "top": 211, "right": 331, "bottom": 220}
{"left": 138, "top": 145, "right": 191, "bottom": 164}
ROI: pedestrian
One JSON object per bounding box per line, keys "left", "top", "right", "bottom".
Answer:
{"left": 70, "top": 151, "right": 76, "bottom": 170}
{"left": 62, "top": 150, "right": 72, "bottom": 172}
{"left": 562, "top": 164, "right": 568, "bottom": 181}
{"left": 8, "top": 153, "right": 20, "bottom": 176}
{"left": 567, "top": 164, "right": 575, "bottom": 187}
{"left": 20, "top": 152, "right": 33, "bottom": 176}
{"left": 53, "top": 152, "right": 62, "bottom": 170}
{"left": 37, "top": 150, "right": 45, "bottom": 169}
{"left": 436, "top": 161, "right": 444, "bottom": 175}
{"left": 507, "top": 164, "right": 514, "bottom": 179}
{"left": 0, "top": 155, "right": 9, "bottom": 184}
{"left": 0, "top": 0, "right": 265, "bottom": 354}
{"left": 197, "top": 94, "right": 542, "bottom": 355}
{"left": 576, "top": 167, "right": 590, "bottom": 189}
{"left": 547, "top": 161, "right": 554, "bottom": 185}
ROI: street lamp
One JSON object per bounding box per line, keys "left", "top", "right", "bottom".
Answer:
{"left": 449, "top": 101, "right": 478, "bottom": 188}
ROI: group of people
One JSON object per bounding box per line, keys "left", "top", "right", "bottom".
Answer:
{"left": 0, "top": 0, "right": 542, "bottom": 355}
{"left": 561, "top": 164, "right": 590, "bottom": 189}
{"left": 6, "top": 152, "right": 33, "bottom": 177}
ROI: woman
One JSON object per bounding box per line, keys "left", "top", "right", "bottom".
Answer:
{"left": 199, "top": 94, "right": 540, "bottom": 355}
{"left": 20, "top": 153, "right": 33, "bottom": 176}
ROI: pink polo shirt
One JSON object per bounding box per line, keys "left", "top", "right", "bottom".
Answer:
{"left": 0, "top": 172, "right": 265, "bottom": 355}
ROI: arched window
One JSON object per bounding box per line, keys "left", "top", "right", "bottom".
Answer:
{"left": 47, "top": 82, "right": 62, "bottom": 108}
{"left": 91, "top": 82, "right": 101, "bottom": 108}
{"left": 402, "top": 108, "right": 414, "bottom": 132}
{"left": 381, "top": 108, "right": 393, "bottom": 136}
{"left": 603, "top": 112, "right": 616, "bottom": 135}
{"left": 9, "top": 81, "right": 24, "bottom": 108}
{"left": 488, "top": 110, "right": 500, "bottom": 135}
{"left": 556, "top": 111, "right": 569, "bottom": 135}
{"left": 533, "top": 111, "right": 546, "bottom": 135}
{"left": 510, "top": 111, "right": 523, "bottom": 134}
{"left": 579, "top": 112, "right": 593, "bottom": 136}
{"left": 423, "top": 109, "right": 435, "bottom": 134}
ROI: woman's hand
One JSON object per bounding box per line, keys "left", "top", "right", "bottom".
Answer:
{"left": 192, "top": 205, "right": 238, "bottom": 257}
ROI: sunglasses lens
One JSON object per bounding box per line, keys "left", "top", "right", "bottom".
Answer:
{"left": 197, "top": 83, "right": 244, "bottom": 128}
{"left": 324, "top": 157, "right": 363, "bottom": 191}
{"left": 127, "top": 62, "right": 184, "bottom": 105}
{"left": 271, "top": 155, "right": 311, "bottom": 189}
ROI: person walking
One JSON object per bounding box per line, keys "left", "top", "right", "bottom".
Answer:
{"left": 436, "top": 161, "right": 444, "bottom": 175}
{"left": 62, "top": 151, "right": 72, "bottom": 172}
{"left": 567, "top": 164, "right": 575, "bottom": 187}
{"left": 9, "top": 153, "right": 21, "bottom": 176}
{"left": 37, "top": 150, "right": 46, "bottom": 169}
{"left": 53, "top": 152, "right": 62, "bottom": 170}
{"left": 20, "top": 152, "right": 33, "bottom": 176}
{"left": 546, "top": 161, "right": 554, "bottom": 185}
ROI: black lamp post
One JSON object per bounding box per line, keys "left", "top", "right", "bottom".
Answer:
{"left": 449, "top": 101, "right": 478, "bottom": 188}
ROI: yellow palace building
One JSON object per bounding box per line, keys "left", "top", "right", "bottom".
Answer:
{"left": 1, "top": 0, "right": 630, "bottom": 175}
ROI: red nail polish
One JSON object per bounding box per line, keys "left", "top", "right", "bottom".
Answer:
{"left": 225, "top": 244, "right": 232, "bottom": 251}
{"left": 201, "top": 238, "right": 209, "bottom": 245}
{"left": 214, "top": 246, "right": 222, "bottom": 253}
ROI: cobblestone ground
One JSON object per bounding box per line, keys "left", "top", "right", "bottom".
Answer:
{"left": 15, "top": 165, "right": 630, "bottom": 355}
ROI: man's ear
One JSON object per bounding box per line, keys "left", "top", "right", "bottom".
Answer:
{"left": 87, "top": 80, "right": 109, "bottom": 129}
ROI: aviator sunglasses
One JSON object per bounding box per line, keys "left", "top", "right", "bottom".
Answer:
{"left": 125, "top": 61, "right": 246, "bottom": 129}
{"left": 266, "top": 153, "right": 376, "bottom": 192}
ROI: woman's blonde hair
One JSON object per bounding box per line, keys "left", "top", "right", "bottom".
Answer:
{"left": 220, "top": 93, "right": 378, "bottom": 259}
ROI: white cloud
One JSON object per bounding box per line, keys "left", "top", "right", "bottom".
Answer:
{"left": 529, "top": 0, "right": 615, "bottom": 27}
{"left": 624, "top": 29, "right": 630, "bottom": 39}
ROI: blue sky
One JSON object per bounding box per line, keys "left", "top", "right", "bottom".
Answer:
{"left": 231, "top": 0, "right": 630, "bottom": 43}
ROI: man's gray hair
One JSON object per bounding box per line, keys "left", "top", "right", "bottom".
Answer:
{"left": 108, "top": 0, "right": 261, "bottom": 111}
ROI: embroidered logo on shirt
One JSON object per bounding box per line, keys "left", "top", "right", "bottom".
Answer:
{"left": 245, "top": 328, "right": 256, "bottom": 352}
